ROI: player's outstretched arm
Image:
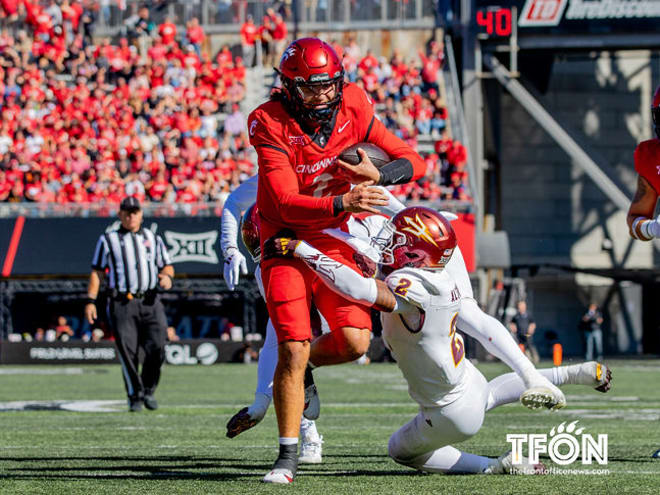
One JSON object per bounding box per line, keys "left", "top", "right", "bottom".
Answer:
{"left": 628, "top": 175, "right": 659, "bottom": 240}
{"left": 219, "top": 176, "right": 256, "bottom": 290}
{"left": 262, "top": 236, "right": 397, "bottom": 312}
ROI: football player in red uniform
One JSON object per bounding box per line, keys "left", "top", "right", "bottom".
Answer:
{"left": 250, "top": 37, "right": 426, "bottom": 483}
{"left": 629, "top": 84, "right": 660, "bottom": 240}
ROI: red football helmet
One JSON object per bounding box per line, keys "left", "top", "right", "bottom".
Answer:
{"left": 372, "top": 207, "right": 457, "bottom": 271}
{"left": 653, "top": 84, "right": 660, "bottom": 139}
{"left": 240, "top": 203, "right": 261, "bottom": 263}
{"left": 278, "top": 37, "right": 344, "bottom": 124}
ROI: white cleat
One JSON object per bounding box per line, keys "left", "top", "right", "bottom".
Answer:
{"left": 263, "top": 468, "right": 295, "bottom": 484}
{"left": 484, "top": 450, "right": 545, "bottom": 475}
{"left": 520, "top": 374, "right": 566, "bottom": 411}
{"left": 299, "top": 435, "right": 323, "bottom": 464}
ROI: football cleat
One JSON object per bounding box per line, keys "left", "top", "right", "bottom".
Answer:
{"left": 263, "top": 468, "right": 295, "bottom": 484}
{"left": 299, "top": 435, "right": 323, "bottom": 464}
{"left": 484, "top": 450, "right": 546, "bottom": 475}
{"left": 520, "top": 375, "right": 566, "bottom": 411}
{"left": 303, "top": 366, "right": 320, "bottom": 420}
{"left": 226, "top": 407, "right": 262, "bottom": 438}
{"left": 594, "top": 362, "right": 612, "bottom": 393}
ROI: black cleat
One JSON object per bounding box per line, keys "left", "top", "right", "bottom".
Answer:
{"left": 129, "top": 399, "right": 143, "bottom": 412}
{"left": 226, "top": 407, "right": 261, "bottom": 438}
{"left": 144, "top": 395, "right": 158, "bottom": 410}
{"left": 263, "top": 443, "right": 298, "bottom": 484}
{"left": 303, "top": 366, "right": 320, "bottom": 420}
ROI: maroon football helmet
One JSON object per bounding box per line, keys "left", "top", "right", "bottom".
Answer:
{"left": 653, "top": 85, "right": 660, "bottom": 139}
{"left": 240, "top": 203, "right": 261, "bottom": 263}
{"left": 372, "top": 207, "right": 457, "bottom": 271}
{"left": 278, "top": 37, "right": 344, "bottom": 124}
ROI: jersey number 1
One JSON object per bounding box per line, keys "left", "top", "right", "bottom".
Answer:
{"left": 449, "top": 312, "right": 465, "bottom": 367}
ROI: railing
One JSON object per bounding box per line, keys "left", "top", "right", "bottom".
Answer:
{"left": 0, "top": 199, "right": 472, "bottom": 218}
{"left": 95, "top": 0, "right": 437, "bottom": 35}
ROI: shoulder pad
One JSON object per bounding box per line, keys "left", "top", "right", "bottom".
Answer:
{"left": 385, "top": 268, "right": 433, "bottom": 309}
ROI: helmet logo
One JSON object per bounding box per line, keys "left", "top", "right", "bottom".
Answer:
{"left": 401, "top": 214, "right": 447, "bottom": 247}
{"left": 281, "top": 46, "right": 296, "bottom": 63}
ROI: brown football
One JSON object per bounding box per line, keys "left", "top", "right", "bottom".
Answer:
{"left": 338, "top": 142, "right": 390, "bottom": 169}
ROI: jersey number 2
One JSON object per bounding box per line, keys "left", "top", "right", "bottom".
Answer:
{"left": 312, "top": 172, "right": 334, "bottom": 197}
{"left": 449, "top": 312, "right": 464, "bottom": 367}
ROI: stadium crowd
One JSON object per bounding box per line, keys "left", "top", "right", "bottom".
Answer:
{"left": 0, "top": 2, "right": 470, "bottom": 206}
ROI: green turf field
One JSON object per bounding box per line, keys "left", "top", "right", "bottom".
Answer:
{"left": 1, "top": 359, "right": 659, "bottom": 494}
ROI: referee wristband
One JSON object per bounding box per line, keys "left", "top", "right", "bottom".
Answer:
{"left": 85, "top": 298, "right": 97, "bottom": 305}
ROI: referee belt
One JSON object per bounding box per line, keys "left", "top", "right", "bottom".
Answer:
{"left": 111, "top": 289, "right": 156, "bottom": 302}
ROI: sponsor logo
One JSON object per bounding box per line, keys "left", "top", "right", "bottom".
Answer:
{"left": 519, "top": 0, "right": 660, "bottom": 27}
{"left": 519, "top": 0, "right": 568, "bottom": 26}
{"left": 164, "top": 230, "right": 219, "bottom": 264}
{"left": 507, "top": 420, "right": 608, "bottom": 469}
{"left": 281, "top": 46, "right": 296, "bottom": 63}
{"left": 289, "top": 135, "right": 306, "bottom": 145}
{"left": 29, "top": 347, "right": 116, "bottom": 361}
{"left": 337, "top": 120, "right": 351, "bottom": 133}
{"left": 295, "top": 155, "right": 337, "bottom": 174}
{"left": 309, "top": 73, "right": 330, "bottom": 82}
{"left": 165, "top": 343, "right": 219, "bottom": 365}
{"left": 249, "top": 119, "right": 257, "bottom": 136}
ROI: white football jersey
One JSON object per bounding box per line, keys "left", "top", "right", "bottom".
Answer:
{"left": 382, "top": 267, "right": 467, "bottom": 408}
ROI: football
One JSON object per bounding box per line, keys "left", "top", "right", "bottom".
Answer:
{"left": 338, "top": 142, "right": 390, "bottom": 169}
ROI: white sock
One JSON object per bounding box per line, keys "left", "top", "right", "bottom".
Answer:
{"left": 485, "top": 365, "right": 593, "bottom": 411}
{"left": 279, "top": 437, "right": 298, "bottom": 446}
{"left": 458, "top": 299, "right": 536, "bottom": 379}
{"left": 255, "top": 319, "right": 278, "bottom": 397}
{"left": 403, "top": 446, "right": 495, "bottom": 474}
{"left": 247, "top": 392, "right": 271, "bottom": 419}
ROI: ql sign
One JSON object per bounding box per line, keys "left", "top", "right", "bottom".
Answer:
{"left": 165, "top": 342, "right": 219, "bottom": 365}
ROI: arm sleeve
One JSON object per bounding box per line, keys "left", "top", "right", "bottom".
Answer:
{"left": 220, "top": 174, "right": 258, "bottom": 254}
{"left": 294, "top": 241, "right": 379, "bottom": 306}
{"left": 257, "top": 145, "right": 337, "bottom": 222}
{"left": 366, "top": 117, "right": 426, "bottom": 181}
{"left": 375, "top": 186, "right": 406, "bottom": 216}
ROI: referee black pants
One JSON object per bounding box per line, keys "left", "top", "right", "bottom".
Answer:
{"left": 107, "top": 297, "right": 167, "bottom": 402}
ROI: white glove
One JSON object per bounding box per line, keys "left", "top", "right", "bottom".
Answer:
{"left": 223, "top": 248, "right": 248, "bottom": 291}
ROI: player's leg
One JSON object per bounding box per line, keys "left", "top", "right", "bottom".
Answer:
{"left": 458, "top": 298, "right": 566, "bottom": 410}
{"left": 387, "top": 361, "right": 495, "bottom": 474}
{"left": 262, "top": 260, "right": 313, "bottom": 484}
{"left": 226, "top": 318, "right": 278, "bottom": 438}
{"left": 309, "top": 277, "right": 372, "bottom": 366}
{"left": 107, "top": 300, "right": 144, "bottom": 410}
{"left": 485, "top": 362, "right": 612, "bottom": 411}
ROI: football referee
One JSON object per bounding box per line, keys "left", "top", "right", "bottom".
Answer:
{"left": 84, "top": 197, "right": 174, "bottom": 412}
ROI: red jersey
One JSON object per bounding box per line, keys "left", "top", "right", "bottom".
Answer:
{"left": 249, "top": 83, "right": 425, "bottom": 238}
{"left": 634, "top": 138, "right": 660, "bottom": 193}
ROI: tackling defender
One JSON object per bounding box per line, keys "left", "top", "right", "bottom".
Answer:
{"left": 265, "top": 207, "right": 611, "bottom": 475}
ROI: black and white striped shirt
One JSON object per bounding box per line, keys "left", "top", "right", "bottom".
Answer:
{"left": 91, "top": 228, "right": 172, "bottom": 293}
